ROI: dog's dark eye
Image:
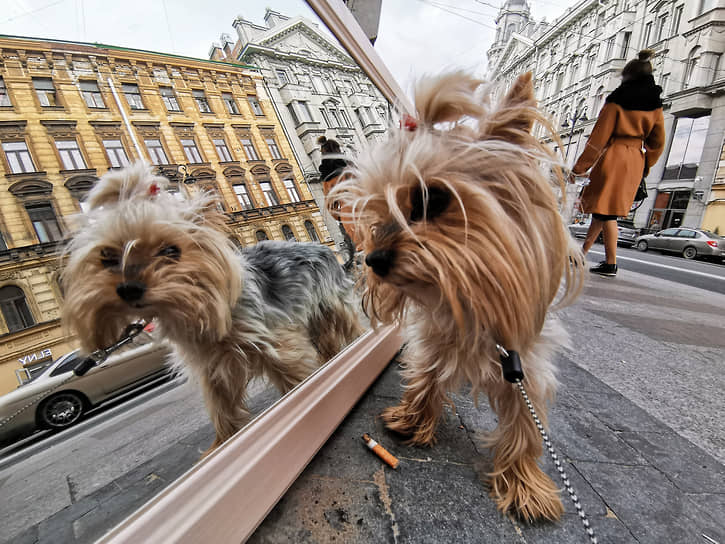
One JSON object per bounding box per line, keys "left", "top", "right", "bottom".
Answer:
{"left": 410, "top": 186, "right": 451, "bottom": 222}
{"left": 100, "top": 248, "right": 120, "bottom": 269}
{"left": 156, "top": 245, "right": 181, "bottom": 260}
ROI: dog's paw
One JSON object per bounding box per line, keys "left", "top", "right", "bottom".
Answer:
{"left": 380, "top": 404, "right": 437, "bottom": 446}
{"left": 489, "top": 466, "right": 564, "bottom": 522}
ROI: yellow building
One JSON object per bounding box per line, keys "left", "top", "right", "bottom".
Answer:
{"left": 0, "top": 36, "right": 332, "bottom": 395}
{"left": 702, "top": 137, "right": 725, "bottom": 235}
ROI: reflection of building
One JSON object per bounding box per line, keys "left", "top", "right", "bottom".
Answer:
{"left": 0, "top": 36, "right": 331, "bottom": 395}
{"left": 210, "top": 8, "right": 390, "bottom": 248}
{"left": 487, "top": 0, "right": 725, "bottom": 230}
{"left": 702, "top": 136, "right": 725, "bottom": 233}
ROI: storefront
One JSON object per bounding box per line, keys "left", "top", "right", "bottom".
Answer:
{"left": 648, "top": 189, "right": 692, "bottom": 231}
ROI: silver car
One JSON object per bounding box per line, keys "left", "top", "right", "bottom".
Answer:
{"left": 0, "top": 331, "right": 171, "bottom": 446}
{"left": 568, "top": 217, "right": 639, "bottom": 247}
{"left": 635, "top": 228, "right": 725, "bottom": 260}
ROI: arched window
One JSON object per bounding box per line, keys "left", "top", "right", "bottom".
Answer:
{"left": 0, "top": 285, "right": 35, "bottom": 333}
{"left": 282, "top": 225, "right": 296, "bottom": 242}
{"left": 684, "top": 47, "right": 701, "bottom": 89}
{"left": 255, "top": 230, "right": 268, "bottom": 242}
{"left": 304, "top": 220, "right": 320, "bottom": 242}
{"left": 592, "top": 86, "right": 605, "bottom": 114}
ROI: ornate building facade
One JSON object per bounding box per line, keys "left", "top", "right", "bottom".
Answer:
{"left": 0, "top": 36, "right": 331, "bottom": 394}
{"left": 487, "top": 0, "right": 725, "bottom": 232}
{"left": 210, "top": 8, "right": 390, "bottom": 247}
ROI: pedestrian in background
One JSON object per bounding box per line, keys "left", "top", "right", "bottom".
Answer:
{"left": 570, "top": 49, "right": 666, "bottom": 277}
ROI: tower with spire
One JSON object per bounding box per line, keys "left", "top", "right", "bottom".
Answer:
{"left": 487, "top": 0, "right": 531, "bottom": 70}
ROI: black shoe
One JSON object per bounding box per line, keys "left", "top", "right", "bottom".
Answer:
{"left": 590, "top": 262, "right": 617, "bottom": 277}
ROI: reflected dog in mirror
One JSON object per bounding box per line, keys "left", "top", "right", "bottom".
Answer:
{"left": 331, "top": 71, "right": 583, "bottom": 521}
{"left": 61, "top": 163, "right": 363, "bottom": 454}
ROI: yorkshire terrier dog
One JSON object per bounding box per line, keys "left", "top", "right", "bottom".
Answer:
{"left": 62, "top": 163, "right": 362, "bottom": 453}
{"left": 330, "top": 71, "right": 583, "bottom": 521}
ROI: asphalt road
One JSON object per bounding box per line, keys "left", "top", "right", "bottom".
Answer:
{"left": 586, "top": 242, "right": 725, "bottom": 293}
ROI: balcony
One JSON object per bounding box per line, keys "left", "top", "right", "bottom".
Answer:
{"left": 0, "top": 241, "right": 62, "bottom": 264}
{"left": 227, "top": 199, "right": 317, "bottom": 222}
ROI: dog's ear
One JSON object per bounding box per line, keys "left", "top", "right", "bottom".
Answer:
{"left": 86, "top": 161, "right": 167, "bottom": 210}
{"left": 483, "top": 72, "right": 538, "bottom": 141}
{"left": 414, "top": 71, "right": 486, "bottom": 126}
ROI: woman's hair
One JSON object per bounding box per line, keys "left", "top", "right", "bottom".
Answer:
{"left": 622, "top": 49, "right": 655, "bottom": 80}
{"left": 318, "top": 135, "right": 341, "bottom": 154}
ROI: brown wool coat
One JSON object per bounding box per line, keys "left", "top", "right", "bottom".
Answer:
{"left": 572, "top": 102, "right": 665, "bottom": 216}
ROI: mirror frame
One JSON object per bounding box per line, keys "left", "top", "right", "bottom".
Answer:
{"left": 99, "top": 1, "right": 406, "bottom": 541}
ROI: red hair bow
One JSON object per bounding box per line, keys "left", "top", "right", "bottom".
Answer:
{"left": 401, "top": 114, "right": 418, "bottom": 131}
{"left": 148, "top": 183, "right": 160, "bottom": 196}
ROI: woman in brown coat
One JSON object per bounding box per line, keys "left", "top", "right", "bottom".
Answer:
{"left": 571, "top": 50, "right": 666, "bottom": 277}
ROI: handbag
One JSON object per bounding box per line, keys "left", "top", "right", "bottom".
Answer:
{"left": 634, "top": 178, "right": 647, "bottom": 202}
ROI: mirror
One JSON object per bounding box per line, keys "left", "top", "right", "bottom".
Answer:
{"left": 0, "top": 2, "right": 388, "bottom": 540}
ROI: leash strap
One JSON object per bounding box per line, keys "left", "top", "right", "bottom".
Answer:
{"left": 497, "top": 345, "right": 598, "bottom": 544}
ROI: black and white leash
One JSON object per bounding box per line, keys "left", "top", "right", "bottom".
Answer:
{"left": 496, "top": 344, "right": 598, "bottom": 544}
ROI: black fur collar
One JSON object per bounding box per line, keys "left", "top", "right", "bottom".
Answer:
{"left": 606, "top": 75, "right": 663, "bottom": 111}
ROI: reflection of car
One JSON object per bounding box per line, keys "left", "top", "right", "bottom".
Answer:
{"left": 0, "top": 331, "right": 172, "bottom": 445}
{"left": 635, "top": 228, "right": 725, "bottom": 260}
{"left": 568, "top": 217, "right": 639, "bottom": 247}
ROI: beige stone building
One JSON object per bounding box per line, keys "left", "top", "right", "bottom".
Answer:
{"left": 0, "top": 36, "right": 331, "bottom": 395}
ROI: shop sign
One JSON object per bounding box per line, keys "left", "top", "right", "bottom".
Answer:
{"left": 18, "top": 348, "right": 52, "bottom": 366}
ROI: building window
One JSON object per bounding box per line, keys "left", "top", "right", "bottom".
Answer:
{"left": 643, "top": 22, "right": 652, "bottom": 48}
{"left": 604, "top": 36, "right": 615, "bottom": 60}
{"left": 283, "top": 178, "right": 301, "bottom": 202}
{"left": 248, "top": 96, "right": 263, "bottom": 116}
{"left": 620, "top": 32, "right": 631, "bottom": 58}
{"left": 123, "top": 83, "right": 145, "bottom": 110}
{"left": 26, "top": 203, "right": 62, "bottom": 243}
{"left": 193, "top": 89, "right": 212, "bottom": 113}
{"left": 287, "top": 104, "right": 300, "bottom": 126}
{"left": 328, "top": 109, "right": 340, "bottom": 127}
{"left": 160, "top": 86, "right": 181, "bottom": 112}
{"left": 241, "top": 138, "right": 260, "bottom": 160}
{"left": 304, "top": 220, "right": 319, "bottom": 242}
{"left": 319, "top": 108, "right": 330, "bottom": 127}
{"left": 266, "top": 138, "right": 282, "bottom": 160}
{"left": 0, "top": 77, "right": 12, "bottom": 107}
{"left": 2, "top": 141, "right": 36, "bottom": 173}
{"left": 260, "top": 181, "right": 279, "bottom": 206}
{"left": 672, "top": 5, "right": 683, "bottom": 36}
{"left": 103, "top": 139, "right": 130, "bottom": 168}
{"left": 55, "top": 140, "right": 87, "bottom": 170}
{"left": 145, "top": 139, "right": 169, "bottom": 165}
{"left": 255, "top": 230, "right": 268, "bottom": 241}
{"left": 663, "top": 115, "right": 710, "bottom": 181}
{"left": 213, "top": 139, "right": 233, "bottom": 162}
{"left": 340, "top": 110, "right": 351, "bottom": 127}
{"left": 222, "top": 93, "right": 240, "bottom": 115}
{"left": 233, "top": 183, "right": 253, "bottom": 210}
{"left": 281, "top": 224, "right": 296, "bottom": 241}
{"left": 299, "top": 101, "right": 313, "bottom": 122}
{"left": 180, "top": 139, "right": 203, "bottom": 163}
{"left": 33, "top": 78, "right": 59, "bottom": 107}
{"left": 0, "top": 285, "right": 35, "bottom": 333}
{"left": 80, "top": 81, "right": 105, "bottom": 108}
{"left": 699, "top": 0, "right": 716, "bottom": 14}
{"left": 683, "top": 47, "right": 701, "bottom": 89}
{"left": 276, "top": 69, "right": 289, "bottom": 85}
{"left": 656, "top": 15, "right": 668, "bottom": 42}
{"left": 592, "top": 86, "right": 605, "bottom": 114}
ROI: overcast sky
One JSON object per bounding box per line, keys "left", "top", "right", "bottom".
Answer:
{"left": 1, "top": 0, "right": 576, "bottom": 94}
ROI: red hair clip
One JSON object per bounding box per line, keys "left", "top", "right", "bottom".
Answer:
{"left": 401, "top": 114, "right": 418, "bottom": 131}
{"left": 148, "top": 183, "right": 160, "bottom": 196}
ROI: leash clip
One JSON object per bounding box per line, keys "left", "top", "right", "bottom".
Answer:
{"left": 496, "top": 344, "right": 524, "bottom": 383}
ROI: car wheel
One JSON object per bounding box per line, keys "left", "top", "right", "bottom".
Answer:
{"left": 38, "top": 392, "right": 86, "bottom": 429}
{"left": 682, "top": 246, "right": 697, "bottom": 260}
{"left": 637, "top": 240, "right": 648, "bottom": 252}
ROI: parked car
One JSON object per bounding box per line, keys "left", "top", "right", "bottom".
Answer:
{"left": 0, "top": 329, "right": 172, "bottom": 446}
{"left": 568, "top": 216, "right": 639, "bottom": 247}
{"left": 635, "top": 228, "right": 725, "bottom": 260}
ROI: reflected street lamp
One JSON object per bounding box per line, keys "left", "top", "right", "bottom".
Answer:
{"left": 561, "top": 108, "right": 587, "bottom": 161}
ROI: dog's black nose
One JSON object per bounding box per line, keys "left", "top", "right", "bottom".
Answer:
{"left": 365, "top": 249, "right": 395, "bottom": 277}
{"left": 116, "top": 281, "right": 146, "bottom": 302}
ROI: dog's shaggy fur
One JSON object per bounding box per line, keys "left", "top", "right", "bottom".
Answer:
{"left": 61, "top": 163, "right": 362, "bottom": 453}
{"left": 329, "top": 71, "right": 583, "bottom": 521}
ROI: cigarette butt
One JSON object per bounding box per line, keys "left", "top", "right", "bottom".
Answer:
{"left": 363, "top": 433, "right": 399, "bottom": 469}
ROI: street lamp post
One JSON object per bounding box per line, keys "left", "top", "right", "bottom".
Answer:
{"left": 561, "top": 108, "right": 587, "bottom": 162}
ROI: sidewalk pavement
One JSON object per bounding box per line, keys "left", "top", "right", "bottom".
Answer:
{"left": 249, "top": 269, "right": 725, "bottom": 544}
{"left": 4, "top": 267, "right": 724, "bottom": 543}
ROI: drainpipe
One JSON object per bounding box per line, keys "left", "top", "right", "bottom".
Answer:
{"left": 106, "top": 77, "right": 143, "bottom": 158}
